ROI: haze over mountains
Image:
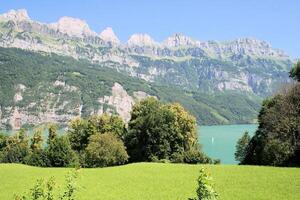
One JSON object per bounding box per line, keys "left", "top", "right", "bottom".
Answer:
{"left": 0, "top": 9, "right": 294, "bottom": 129}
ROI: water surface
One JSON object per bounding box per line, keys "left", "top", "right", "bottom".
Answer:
{"left": 198, "top": 124, "right": 257, "bottom": 164}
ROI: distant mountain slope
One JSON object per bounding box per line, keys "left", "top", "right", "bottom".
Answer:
{"left": 0, "top": 9, "right": 294, "bottom": 128}
{"left": 0, "top": 48, "right": 261, "bottom": 129}
{"left": 0, "top": 9, "right": 293, "bottom": 97}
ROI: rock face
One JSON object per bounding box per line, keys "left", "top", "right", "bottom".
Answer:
{"left": 1, "top": 80, "right": 151, "bottom": 129}
{"left": 163, "top": 33, "right": 198, "bottom": 48}
{"left": 48, "top": 16, "right": 96, "bottom": 38}
{"left": 99, "top": 27, "right": 120, "bottom": 44}
{"left": 127, "top": 34, "right": 158, "bottom": 47}
{"left": 0, "top": 9, "right": 30, "bottom": 22}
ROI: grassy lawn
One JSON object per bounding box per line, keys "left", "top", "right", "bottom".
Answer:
{"left": 0, "top": 163, "right": 299, "bottom": 200}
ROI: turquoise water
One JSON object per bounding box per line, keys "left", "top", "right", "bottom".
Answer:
{"left": 198, "top": 124, "right": 257, "bottom": 164}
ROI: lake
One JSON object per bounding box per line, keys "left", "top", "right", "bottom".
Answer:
{"left": 198, "top": 124, "right": 258, "bottom": 164}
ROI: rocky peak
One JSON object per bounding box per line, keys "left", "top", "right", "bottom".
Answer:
{"left": 0, "top": 9, "right": 30, "bottom": 22}
{"left": 48, "top": 16, "right": 96, "bottom": 38}
{"left": 163, "top": 33, "right": 198, "bottom": 48}
{"left": 227, "top": 37, "right": 288, "bottom": 58}
{"left": 127, "top": 33, "right": 157, "bottom": 47}
{"left": 99, "top": 27, "right": 120, "bottom": 44}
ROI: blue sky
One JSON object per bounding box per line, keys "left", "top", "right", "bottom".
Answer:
{"left": 0, "top": 0, "right": 299, "bottom": 58}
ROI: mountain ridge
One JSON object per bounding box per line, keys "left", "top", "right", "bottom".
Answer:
{"left": 0, "top": 9, "right": 289, "bottom": 59}
{"left": 0, "top": 9, "right": 294, "bottom": 129}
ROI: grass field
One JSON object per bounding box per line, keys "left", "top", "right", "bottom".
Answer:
{"left": 1, "top": 163, "right": 299, "bottom": 200}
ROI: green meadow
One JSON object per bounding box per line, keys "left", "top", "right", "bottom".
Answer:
{"left": 1, "top": 163, "right": 299, "bottom": 200}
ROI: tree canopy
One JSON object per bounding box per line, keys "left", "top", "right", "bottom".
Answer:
{"left": 290, "top": 61, "right": 300, "bottom": 82}
{"left": 125, "top": 97, "right": 208, "bottom": 163}
{"left": 242, "top": 84, "right": 300, "bottom": 166}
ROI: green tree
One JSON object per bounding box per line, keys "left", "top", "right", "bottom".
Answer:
{"left": 85, "top": 133, "right": 128, "bottom": 167}
{"left": 0, "top": 129, "right": 30, "bottom": 163}
{"left": 235, "top": 132, "right": 251, "bottom": 163}
{"left": 243, "top": 84, "right": 300, "bottom": 166}
{"left": 126, "top": 97, "right": 208, "bottom": 163}
{"left": 68, "top": 117, "right": 89, "bottom": 152}
{"left": 30, "top": 127, "right": 44, "bottom": 151}
{"left": 87, "top": 114, "right": 126, "bottom": 140}
{"left": 290, "top": 61, "right": 300, "bottom": 82}
{"left": 48, "top": 123, "right": 58, "bottom": 144}
{"left": 46, "top": 136, "right": 76, "bottom": 167}
{"left": 0, "top": 132, "right": 8, "bottom": 150}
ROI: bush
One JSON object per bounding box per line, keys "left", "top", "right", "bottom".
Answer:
{"left": 190, "top": 168, "right": 218, "bottom": 200}
{"left": 184, "top": 150, "right": 212, "bottom": 164}
{"left": 25, "top": 149, "right": 50, "bottom": 167}
{"left": 15, "top": 170, "right": 79, "bottom": 200}
{"left": 46, "top": 136, "right": 77, "bottom": 167}
{"left": 170, "top": 152, "right": 185, "bottom": 163}
{"left": 0, "top": 130, "right": 30, "bottom": 163}
{"left": 85, "top": 133, "right": 128, "bottom": 167}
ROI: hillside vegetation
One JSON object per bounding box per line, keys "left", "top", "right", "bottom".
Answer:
{"left": 0, "top": 163, "right": 299, "bottom": 200}
{"left": 0, "top": 47, "right": 261, "bottom": 127}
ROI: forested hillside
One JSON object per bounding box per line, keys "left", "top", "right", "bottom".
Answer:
{"left": 0, "top": 48, "right": 262, "bottom": 128}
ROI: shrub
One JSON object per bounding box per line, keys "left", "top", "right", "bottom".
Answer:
{"left": 184, "top": 150, "right": 212, "bottom": 164}
{"left": 15, "top": 170, "right": 79, "bottom": 200}
{"left": 25, "top": 149, "right": 50, "bottom": 167}
{"left": 190, "top": 168, "right": 218, "bottom": 200}
{"left": 85, "top": 133, "right": 128, "bottom": 167}
{"left": 170, "top": 152, "right": 185, "bottom": 163}
{"left": 0, "top": 130, "right": 30, "bottom": 163}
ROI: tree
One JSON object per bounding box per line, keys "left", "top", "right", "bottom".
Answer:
{"left": 46, "top": 136, "right": 77, "bottom": 167}
{"left": 30, "top": 127, "right": 44, "bottom": 151}
{"left": 85, "top": 133, "right": 128, "bottom": 167}
{"left": 68, "top": 117, "right": 90, "bottom": 152}
{"left": 235, "top": 132, "right": 251, "bottom": 163}
{"left": 87, "top": 114, "right": 126, "bottom": 140}
{"left": 243, "top": 84, "right": 300, "bottom": 166}
{"left": 126, "top": 97, "right": 208, "bottom": 163}
{"left": 48, "top": 123, "right": 58, "bottom": 144}
{"left": 0, "top": 132, "right": 8, "bottom": 150}
{"left": 0, "top": 129, "right": 30, "bottom": 163}
{"left": 290, "top": 61, "right": 300, "bottom": 82}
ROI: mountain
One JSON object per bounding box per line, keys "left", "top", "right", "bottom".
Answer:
{"left": 0, "top": 9, "right": 294, "bottom": 129}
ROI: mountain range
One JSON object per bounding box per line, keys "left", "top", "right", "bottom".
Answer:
{"left": 0, "top": 9, "right": 294, "bottom": 129}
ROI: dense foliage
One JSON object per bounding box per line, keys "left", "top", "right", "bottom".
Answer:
{"left": 84, "top": 133, "right": 128, "bottom": 167}
{"left": 126, "top": 97, "right": 211, "bottom": 163}
{"left": 234, "top": 132, "right": 251, "bottom": 163}
{"left": 0, "top": 97, "right": 214, "bottom": 167}
{"left": 241, "top": 62, "right": 300, "bottom": 166}
{"left": 290, "top": 61, "right": 300, "bottom": 81}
